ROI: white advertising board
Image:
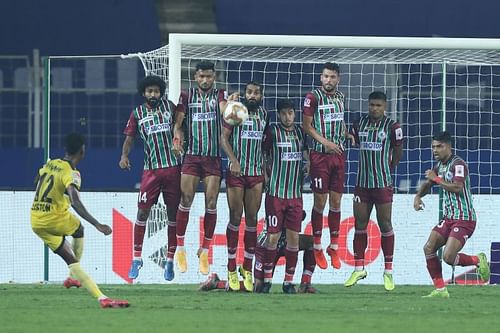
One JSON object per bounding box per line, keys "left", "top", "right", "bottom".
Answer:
{"left": 1, "top": 191, "right": 498, "bottom": 285}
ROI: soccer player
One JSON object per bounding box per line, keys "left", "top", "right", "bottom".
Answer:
{"left": 31, "top": 133, "right": 129, "bottom": 308}
{"left": 414, "top": 131, "right": 490, "bottom": 298}
{"left": 220, "top": 81, "right": 267, "bottom": 291}
{"left": 261, "top": 99, "right": 308, "bottom": 294}
{"left": 303, "top": 62, "right": 354, "bottom": 270}
{"left": 344, "top": 91, "right": 403, "bottom": 291}
{"left": 199, "top": 232, "right": 318, "bottom": 294}
{"left": 172, "top": 61, "right": 236, "bottom": 275}
{"left": 119, "top": 75, "right": 182, "bottom": 281}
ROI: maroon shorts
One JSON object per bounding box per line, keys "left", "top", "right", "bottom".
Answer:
{"left": 433, "top": 217, "right": 476, "bottom": 246}
{"left": 226, "top": 170, "right": 264, "bottom": 189}
{"left": 138, "top": 166, "right": 181, "bottom": 219}
{"left": 181, "top": 154, "right": 221, "bottom": 179}
{"left": 264, "top": 195, "right": 303, "bottom": 233}
{"left": 353, "top": 186, "right": 393, "bottom": 204}
{"left": 309, "top": 150, "right": 345, "bottom": 194}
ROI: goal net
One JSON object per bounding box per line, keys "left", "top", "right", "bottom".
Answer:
{"left": 20, "top": 35, "right": 498, "bottom": 286}
{"left": 128, "top": 35, "right": 500, "bottom": 285}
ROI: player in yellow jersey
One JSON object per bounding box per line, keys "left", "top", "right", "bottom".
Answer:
{"left": 31, "top": 133, "right": 129, "bottom": 308}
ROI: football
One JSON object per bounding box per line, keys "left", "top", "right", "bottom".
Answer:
{"left": 223, "top": 101, "right": 249, "bottom": 126}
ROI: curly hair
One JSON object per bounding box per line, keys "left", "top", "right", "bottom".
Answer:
{"left": 137, "top": 75, "right": 166, "bottom": 96}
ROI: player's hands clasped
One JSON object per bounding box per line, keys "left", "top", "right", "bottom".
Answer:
{"left": 413, "top": 196, "right": 425, "bottom": 211}
{"left": 346, "top": 133, "right": 356, "bottom": 147}
{"left": 119, "top": 156, "right": 131, "bottom": 170}
{"left": 96, "top": 224, "right": 112, "bottom": 235}
{"left": 424, "top": 169, "right": 437, "bottom": 181}
{"left": 324, "top": 141, "right": 343, "bottom": 154}
{"left": 229, "top": 159, "right": 241, "bottom": 177}
{"left": 172, "top": 136, "right": 184, "bottom": 156}
{"left": 227, "top": 92, "right": 240, "bottom": 102}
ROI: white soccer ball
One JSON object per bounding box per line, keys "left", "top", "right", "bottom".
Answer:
{"left": 223, "top": 101, "right": 249, "bottom": 126}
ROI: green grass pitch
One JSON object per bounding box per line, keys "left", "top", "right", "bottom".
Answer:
{"left": 2, "top": 284, "right": 499, "bottom": 333}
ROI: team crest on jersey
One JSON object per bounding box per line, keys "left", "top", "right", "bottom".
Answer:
{"left": 378, "top": 131, "right": 386, "bottom": 141}
{"left": 210, "top": 98, "right": 217, "bottom": 109}
{"left": 162, "top": 110, "right": 172, "bottom": 123}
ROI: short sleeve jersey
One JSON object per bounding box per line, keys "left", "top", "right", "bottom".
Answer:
{"left": 353, "top": 115, "right": 403, "bottom": 188}
{"left": 433, "top": 155, "right": 476, "bottom": 221}
{"left": 123, "top": 99, "right": 180, "bottom": 170}
{"left": 303, "top": 89, "right": 346, "bottom": 152}
{"left": 31, "top": 159, "right": 81, "bottom": 223}
{"left": 178, "top": 88, "right": 227, "bottom": 157}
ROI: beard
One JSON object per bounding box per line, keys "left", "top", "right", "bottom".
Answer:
{"left": 322, "top": 84, "right": 335, "bottom": 93}
{"left": 147, "top": 97, "right": 161, "bottom": 108}
{"left": 244, "top": 99, "right": 260, "bottom": 111}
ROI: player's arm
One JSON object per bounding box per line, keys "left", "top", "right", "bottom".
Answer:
{"left": 424, "top": 169, "right": 464, "bottom": 194}
{"left": 67, "top": 185, "right": 112, "bottom": 235}
{"left": 120, "top": 110, "right": 138, "bottom": 170}
{"left": 173, "top": 92, "right": 187, "bottom": 153}
{"left": 262, "top": 126, "right": 273, "bottom": 185}
{"left": 390, "top": 123, "right": 404, "bottom": 169}
{"left": 302, "top": 149, "right": 310, "bottom": 177}
{"left": 343, "top": 121, "right": 356, "bottom": 147}
{"left": 413, "top": 179, "right": 433, "bottom": 211}
{"left": 119, "top": 136, "right": 134, "bottom": 170}
{"left": 220, "top": 125, "right": 241, "bottom": 176}
{"left": 390, "top": 144, "right": 403, "bottom": 169}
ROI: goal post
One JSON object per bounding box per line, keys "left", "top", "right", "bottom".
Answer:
{"left": 126, "top": 34, "right": 500, "bottom": 284}
{"left": 164, "top": 34, "right": 500, "bottom": 105}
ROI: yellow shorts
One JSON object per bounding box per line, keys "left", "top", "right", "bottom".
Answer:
{"left": 31, "top": 213, "right": 81, "bottom": 251}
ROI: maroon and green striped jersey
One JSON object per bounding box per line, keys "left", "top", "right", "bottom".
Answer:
{"left": 303, "top": 89, "right": 346, "bottom": 152}
{"left": 353, "top": 115, "right": 403, "bottom": 188}
{"left": 179, "top": 88, "right": 227, "bottom": 157}
{"left": 124, "top": 99, "right": 180, "bottom": 170}
{"left": 224, "top": 106, "right": 268, "bottom": 176}
{"left": 433, "top": 155, "right": 476, "bottom": 221}
{"left": 263, "top": 124, "right": 306, "bottom": 199}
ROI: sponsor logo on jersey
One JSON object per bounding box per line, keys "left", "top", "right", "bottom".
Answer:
{"left": 147, "top": 123, "right": 171, "bottom": 135}
{"left": 192, "top": 112, "right": 217, "bottom": 121}
{"left": 241, "top": 130, "right": 263, "bottom": 140}
{"left": 455, "top": 164, "right": 464, "bottom": 177}
{"left": 322, "top": 112, "right": 344, "bottom": 122}
{"left": 281, "top": 151, "right": 302, "bottom": 161}
{"left": 360, "top": 141, "right": 383, "bottom": 151}
{"left": 358, "top": 131, "right": 369, "bottom": 138}
{"left": 276, "top": 141, "right": 293, "bottom": 148}
{"left": 138, "top": 116, "right": 154, "bottom": 126}
{"left": 188, "top": 102, "right": 203, "bottom": 108}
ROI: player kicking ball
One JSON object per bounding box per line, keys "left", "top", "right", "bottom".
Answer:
{"left": 31, "top": 133, "right": 129, "bottom": 308}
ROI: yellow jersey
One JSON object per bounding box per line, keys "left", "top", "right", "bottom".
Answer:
{"left": 31, "top": 159, "right": 81, "bottom": 224}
